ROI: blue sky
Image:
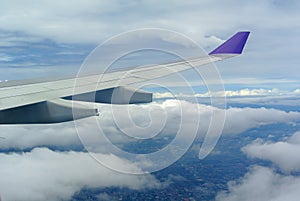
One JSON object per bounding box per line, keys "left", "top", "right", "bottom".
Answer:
{"left": 0, "top": 0, "right": 299, "bottom": 90}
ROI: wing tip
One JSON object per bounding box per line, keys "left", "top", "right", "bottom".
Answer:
{"left": 209, "top": 31, "right": 250, "bottom": 55}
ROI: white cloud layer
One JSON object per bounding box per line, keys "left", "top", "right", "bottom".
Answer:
{"left": 216, "top": 166, "right": 300, "bottom": 201}
{"left": 154, "top": 88, "right": 300, "bottom": 98}
{"left": 0, "top": 0, "right": 299, "bottom": 87}
{"left": 243, "top": 131, "right": 300, "bottom": 173}
{"left": 0, "top": 123, "right": 81, "bottom": 150}
{"left": 0, "top": 0, "right": 298, "bottom": 46}
{"left": 223, "top": 107, "right": 300, "bottom": 135}
{"left": 0, "top": 148, "right": 160, "bottom": 201}
{"left": 0, "top": 100, "right": 300, "bottom": 149}
{"left": 1, "top": 100, "right": 300, "bottom": 150}
{"left": 216, "top": 131, "right": 300, "bottom": 201}
{"left": 1, "top": 100, "right": 300, "bottom": 200}
{"left": 97, "top": 100, "right": 300, "bottom": 140}
{"left": 0, "top": 0, "right": 299, "bottom": 86}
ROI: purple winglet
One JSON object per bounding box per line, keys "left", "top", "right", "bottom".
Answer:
{"left": 209, "top": 31, "right": 250, "bottom": 55}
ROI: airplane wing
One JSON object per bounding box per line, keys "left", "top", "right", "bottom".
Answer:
{"left": 0, "top": 31, "right": 250, "bottom": 124}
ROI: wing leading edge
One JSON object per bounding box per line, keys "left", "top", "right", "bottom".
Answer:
{"left": 0, "top": 31, "right": 250, "bottom": 124}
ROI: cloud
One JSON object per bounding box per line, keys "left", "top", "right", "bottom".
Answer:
{"left": 0, "top": 0, "right": 299, "bottom": 83}
{"left": 242, "top": 131, "right": 300, "bottom": 173}
{"left": 154, "top": 88, "right": 300, "bottom": 98}
{"left": 146, "top": 78, "right": 300, "bottom": 90}
{"left": 0, "top": 0, "right": 298, "bottom": 46}
{"left": 0, "top": 53, "right": 14, "bottom": 62}
{"left": 216, "top": 166, "right": 300, "bottom": 201}
{"left": 2, "top": 100, "right": 300, "bottom": 151}
{"left": 0, "top": 123, "right": 82, "bottom": 150}
{"left": 197, "top": 88, "right": 283, "bottom": 97}
{"left": 78, "top": 100, "right": 300, "bottom": 146}
{"left": 223, "top": 107, "right": 300, "bottom": 135}
{"left": 0, "top": 96, "right": 299, "bottom": 200}
{"left": 153, "top": 92, "right": 174, "bottom": 99}
{"left": 217, "top": 130, "right": 300, "bottom": 201}
{"left": 0, "top": 148, "right": 160, "bottom": 201}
